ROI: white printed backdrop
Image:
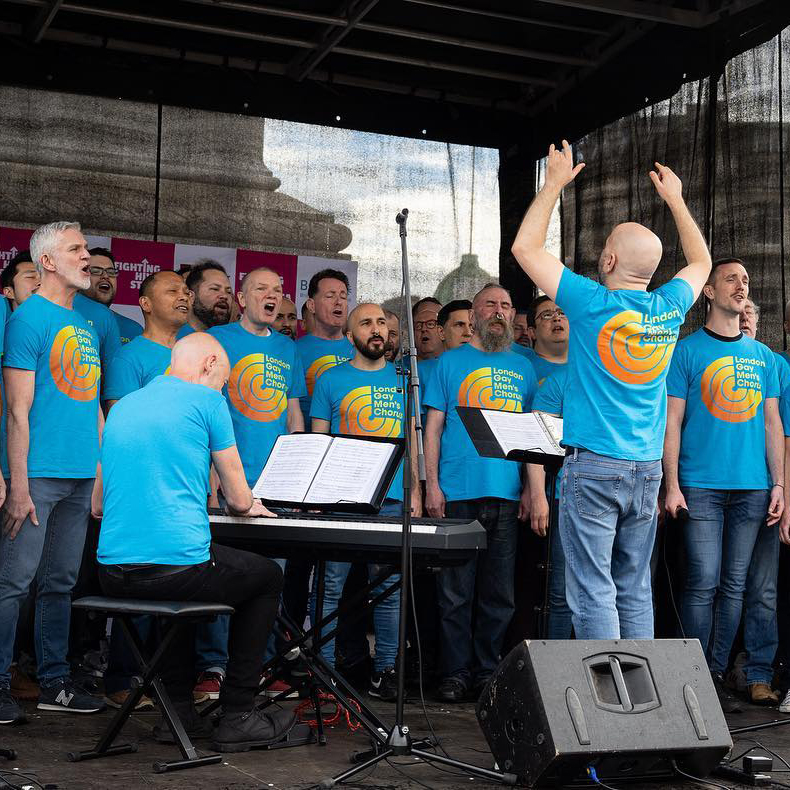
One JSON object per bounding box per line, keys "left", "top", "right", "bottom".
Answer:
{"left": 0, "top": 227, "right": 358, "bottom": 331}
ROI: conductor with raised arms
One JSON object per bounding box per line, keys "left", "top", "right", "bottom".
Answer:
{"left": 511, "top": 141, "right": 712, "bottom": 640}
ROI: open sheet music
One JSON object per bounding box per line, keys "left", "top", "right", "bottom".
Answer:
{"left": 457, "top": 406, "right": 564, "bottom": 461}
{"left": 252, "top": 433, "right": 402, "bottom": 510}
{"left": 482, "top": 410, "right": 563, "bottom": 457}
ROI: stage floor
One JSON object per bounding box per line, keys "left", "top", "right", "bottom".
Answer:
{"left": 2, "top": 695, "right": 790, "bottom": 789}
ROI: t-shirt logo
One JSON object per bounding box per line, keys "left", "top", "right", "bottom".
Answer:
{"left": 339, "top": 385, "right": 403, "bottom": 437}
{"left": 306, "top": 354, "right": 351, "bottom": 395}
{"left": 228, "top": 353, "right": 288, "bottom": 422}
{"left": 597, "top": 309, "right": 679, "bottom": 384}
{"left": 49, "top": 325, "right": 100, "bottom": 401}
{"left": 458, "top": 367, "right": 524, "bottom": 412}
{"left": 701, "top": 355, "right": 764, "bottom": 422}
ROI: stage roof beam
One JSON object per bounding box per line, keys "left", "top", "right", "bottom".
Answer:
{"left": 530, "top": 0, "right": 706, "bottom": 27}
{"left": 24, "top": 0, "right": 62, "bottom": 42}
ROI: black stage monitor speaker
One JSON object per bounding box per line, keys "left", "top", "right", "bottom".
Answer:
{"left": 476, "top": 639, "right": 732, "bottom": 787}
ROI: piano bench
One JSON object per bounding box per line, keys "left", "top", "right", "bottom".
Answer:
{"left": 67, "top": 596, "right": 235, "bottom": 774}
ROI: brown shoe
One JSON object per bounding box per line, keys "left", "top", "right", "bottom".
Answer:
{"left": 749, "top": 682, "right": 779, "bottom": 706}
{"left": 104, "top": 690, "right": 155, "bottom": 711}
{"left": 10, "top": 665, "right": 39, "bottom": 701}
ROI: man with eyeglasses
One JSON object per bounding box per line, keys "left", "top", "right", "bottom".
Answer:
{"left": 84, "top": 248, "right": 143, "bottom": 346}
{"left": 515, "top": 296, "right": 569, "bottom": 387}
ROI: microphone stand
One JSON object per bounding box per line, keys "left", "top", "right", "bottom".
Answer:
{"left": 324, "top": 210, "right": 516, "bottom": 788}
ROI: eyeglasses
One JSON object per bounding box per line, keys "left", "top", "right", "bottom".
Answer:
{"left": 415, "top": 319, "right": 438, "bottom": 330}
{"left": 89, "top": 266, "right": 119, "bottom": 277}
{"left": 536, "top": 309, "right": 566, "bottom": 322}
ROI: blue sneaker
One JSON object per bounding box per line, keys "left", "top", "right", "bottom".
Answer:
{"left": 0, "top": 688, "right": 26, "bottom": 725}
{"left": 37, "top": 678, "right": 105, "bottom": 714}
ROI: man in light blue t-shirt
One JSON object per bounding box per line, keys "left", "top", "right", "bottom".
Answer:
{"left": 425, "top": 284, "right": 536, "bottom": 702}
{"left": 96, "top": 332, "right": 294, "bottom": 752}
{"left": 104, "top": 270, "right": 190, "bottom": 408}
{"left": 665, "top": 268, "right": 783, "bottom": 710}
{"left": 521, "top": 294, "right": 568, "bottom": 386}
{"left": 210, "top": 268, "right": 306, "bottom": 488}
{"left": 512, "top": 140, "right": 711, "bottom": 640}
{"left": 310, "top": 303, "right": 421, "bottom": 701}
{"left": 0, "top": 221, "right": 106, "bottom": 724}
{"left": 84, "top": 248, "right": 143, "bottom": 346}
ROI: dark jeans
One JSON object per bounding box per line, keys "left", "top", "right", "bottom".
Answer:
{"left": 436, "top": 498, "right": 518, "bottom": 684}
{"left": 98, "top": 543, "right": 282, "bottom": 713}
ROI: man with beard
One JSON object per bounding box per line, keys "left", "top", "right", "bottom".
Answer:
{"left": 310, "top": 303, "right": 421, "bottom": 700}
{"left": 383, "top": 309, "right": 401, "bottom": 363}
{"left": 511, "top": 142, "right": 711, "bottom": 641}
{"left": 273, "top": 297, "right": 298, "bottom": 339}
{"left": 84, "top": 248, "right": 143, "bottom": 346}
{"left": 178, "top": 260, "right": 233, "bottom": 337}
{"left": 0, "top": 222, "right": 105, "bottom": 724}
{"left": 104, "top": 271, "right": 190, "bottom": 408}
{"left": 664, "top": 260, "right": 783, "bottom": 710}
{"left": 2, "top": 251, "right": 40, "bottom": 312}
{"left": 424, "top": 284, "right": 536, "bottom": 702}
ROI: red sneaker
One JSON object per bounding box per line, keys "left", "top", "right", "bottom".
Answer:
{"left": 193, "top": 670, "right": 223, "bottom": 702}
{"left": 262, "top": 678, "right": 299, "bottom": 699}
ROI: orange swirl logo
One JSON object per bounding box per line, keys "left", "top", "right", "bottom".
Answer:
{"left": 48, "top": 326, "right": 100, "bottom": 401}
{"left": 700, "top": 356, "right": 763, "bottom": 422}
{"left": 458, "top": 367, "right": 524, "bottom": 412}
{"left": 597, "top": 310, "right": 677, "bottom": 385}
{"left": 306, "top": 354, "right": 350, "bottom": 395}
{"left": 228, "top": 353, "right": 287, "bottom": 422}
{"left": 339, "top": 386, "right": 402, "bottom": 437}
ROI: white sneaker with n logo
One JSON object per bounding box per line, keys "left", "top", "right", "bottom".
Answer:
{"left": 37, "top": 680, "right": 105, "bottom": 714}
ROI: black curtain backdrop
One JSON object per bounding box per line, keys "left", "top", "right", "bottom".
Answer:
{"left": 501, "top": 27, "right": 790, "bottom": 347}
{"left": 559, "top": 28, "right": 789, "bottom": 349}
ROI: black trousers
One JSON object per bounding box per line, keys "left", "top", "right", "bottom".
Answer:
{"left": 98, "top": 543, "right": 283, "bottom": 713}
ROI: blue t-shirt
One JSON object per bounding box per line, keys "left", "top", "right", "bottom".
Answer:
{"left": 74, "top": 293, "right": 123, "bottom": 370}
{"left": 510, "top": 343, "right": 534, "bottom": 359}
{"left": 3, "top": 294, "right": 101, "bottom": 478}
{"left": 112, "top": 310, "right": 144, "bottom": 345}
{"left": 525, "top": 352, "right": 567, "bottom": 388}
{"left": 666, "top": 329, "right": 779, "bottom": 489}
{"left": 423, "top": 343, "right": 536, "bottom": 502}
{"left": 98, "top": 375, "right": 236, "bottom": 565}
{"left": 533, "top": 369, "right": 567, "bottom": 499}
{"left": 176, "top": 324, "right": 196, "bottom": 340}
{"left": 210, "top": 322, "right": 307, "bottom": 486}
{"left": 104, "top": 336, "right": 172, "bottom": 402}
{"left": 311, "top": 361, "right": 407, "bottom": 502}
{"left": 556, "top": 268, "right": 694, "bottom": 461}
{"left": 416, "top": 356, "right": 439, "bottom": 427}
{"left": 295, "top": 334, "right": 354, "bottom": 425}
{"left": 776, "top": 352, "right": 790, "bottom": 437}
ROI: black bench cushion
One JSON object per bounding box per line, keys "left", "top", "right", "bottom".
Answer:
{"left": 72, "top": 596, "right": 234, "bottom": 618}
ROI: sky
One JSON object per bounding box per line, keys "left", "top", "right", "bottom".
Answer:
{"left": 262, "top": 119, "right": 501, "bottom": 304}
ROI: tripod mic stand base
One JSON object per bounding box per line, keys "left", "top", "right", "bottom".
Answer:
{"left": 386, "top": 724, "right": 412, "bottom": 755}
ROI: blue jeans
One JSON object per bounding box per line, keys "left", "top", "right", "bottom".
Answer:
{"left": 0, "top": 477, "right": 93, "bottom": 687}
{"left": 436, "top": 498, "right": 518, "bottom": 684}
{"left": 680, "top": 487, "right": 773, "bottom": 679}
{"left": 547, "top": 496, "right": 573, "bottom": 639}
{"left": 310, "top": 501, "right": 402, "bottom": 672}
{"left": 559, "top": 450, "right": 662, "bottom": 640}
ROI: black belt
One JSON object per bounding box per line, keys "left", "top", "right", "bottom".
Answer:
{"left": 102, "top": 563, "right": 196, "bottom": 581}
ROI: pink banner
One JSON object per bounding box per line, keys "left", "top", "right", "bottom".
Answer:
{"left": 0, "top": 227, "right": 34, "bottom": 270}
{"left": 234, "top": 250, "right": 297, "bottom": 302}
{"left": 111, "top": 238, "right": 176, "bottom": 306}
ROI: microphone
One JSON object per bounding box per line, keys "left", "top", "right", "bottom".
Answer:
{"left": 396, "top": 208, "right": 409, "bottom": 225}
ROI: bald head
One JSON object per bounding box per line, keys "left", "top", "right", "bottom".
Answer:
{"left": 170, "top": 332, "right": 230, "bottom": 391}
{"left": 599, "top": 222, "right": 663, "bottom": 284}
{"left": 347, "top": 302, "right": 385, "bottom": 332}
